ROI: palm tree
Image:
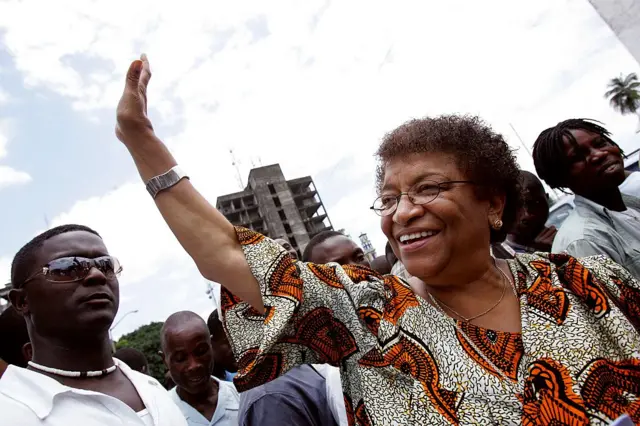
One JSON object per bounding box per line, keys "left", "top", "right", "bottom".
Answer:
{"left": 605, "top": 73, "right": 640, "bottom": 116}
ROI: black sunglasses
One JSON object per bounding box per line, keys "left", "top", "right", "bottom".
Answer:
{"left": 20, "top": 256, "right": 122, "bottom": 287}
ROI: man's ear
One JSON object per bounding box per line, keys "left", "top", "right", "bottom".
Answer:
{"left": 159, "top": 351, "right": 168, "bottom": 369}
{"left": 9, "top": 288, "right": 29, "bottom": 316}
{"left": 22, "top": 342, "right": 33, "bottom": 363}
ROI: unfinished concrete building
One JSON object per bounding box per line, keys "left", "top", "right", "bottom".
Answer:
{"left": 216, "top": 164, "right": 333, "bottom": 258}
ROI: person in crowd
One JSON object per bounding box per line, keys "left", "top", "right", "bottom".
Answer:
{"left": 164, "top": 370, "right": 176, "bottom": 390}
{"left": 504, "top": 170, "right": 557, "bottom": 253}
{"left": 114, "top": 347, "right": 150, "bottom": 375}
{"left": 533, "top": 118, "right": 640, "bottom": 277}
{"left": 621, "top": 169, "right": 640, "bottom": 197}
{"left": 161, "top": 311, "right": 239, "bottom": 426}
{"left": 116, "top": 55, "right": 640, "bottom": 425}
{"left": 238, "top": 363, "right": 341, "bottom": 426}
{"left": 302, "top": 230, "right": 370, "bottom": 267}
{"left": 238, "top": 230, "right": 369, "bottom": 425}
{"left": 369, "top": 255, "right": 392, "bottom": 274}
{"left": 0, "top": 305, "right": 31, "bottom": 369}
{"left": 384, "top": 241, "right": 397, "bottom": 269}
{"left": 274, "top": 238, "right": 298, "bottom": 260}
{"left": 0, "top": 224, "right": 187, "bottom": 425}
{"left": 386, "top": 240, "right": 412, "bottom": 280}
{"left": 206, "top": 310, "right": 237, "bottom": 382}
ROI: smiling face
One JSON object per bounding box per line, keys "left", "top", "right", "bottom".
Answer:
{"left": 380, "top": 152, "right": 503, "bottom": 285}
{"left": 162, "top": 317, "right": 215, "bottom": 395}
{"left": 563, "top": 129, "right": 625, "bottom": 195}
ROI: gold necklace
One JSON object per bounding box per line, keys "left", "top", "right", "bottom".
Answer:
{"left": 428, "top": 263, "right": 520, "bottom": 391}
{"left": 429, "top": 263, "right": 511, "bottom": 322}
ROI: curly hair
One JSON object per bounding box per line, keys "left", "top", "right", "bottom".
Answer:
{"left": 532, "top": 118, "right": 620, "bottom": 189}
{"left": 375, "top": 114, "right": 521, "bottom": 243}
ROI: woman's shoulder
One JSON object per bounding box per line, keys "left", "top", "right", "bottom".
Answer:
{"left": 512, "top": 251, "right": 636, "bottom": 291}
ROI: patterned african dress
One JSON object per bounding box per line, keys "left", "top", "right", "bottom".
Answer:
{"left": 221, "top": 228, "right": 640, "bottom": 425}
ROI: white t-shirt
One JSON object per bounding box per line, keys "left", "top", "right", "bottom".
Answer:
{"left": 0, "top": 359, "right": 187, "bottom": 426}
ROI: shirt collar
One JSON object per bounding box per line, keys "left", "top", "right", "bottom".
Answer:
{"left": 0, "top": 364, "right": 69, "bottom": 419}
{"left": 170, "top": 375, "right": 239, "bottom": 421}
{"left": 573, "top": 194, "right": 607, "bottom": 214}
{"left": 0, "top": 359, "right": 157, "bottom": 420}
{"left": 573, "top": 193, "right": 640, "bottom": 215}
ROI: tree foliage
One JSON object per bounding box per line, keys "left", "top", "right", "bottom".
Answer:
{"left": 116, "top": 322, "right": 166, "bottom": 384}
{"left": 605, "top": 72, "right": 640, "bottom": 116}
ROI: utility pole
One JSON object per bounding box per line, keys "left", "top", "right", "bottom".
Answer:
{"left": 509, "top": 123, "right": 532, "bottom": 157}
{"left": 229, "top": 149, "right": 244, "bottom": 190}
{"left": 205, "top": 280, "right": 219, "bottom": 308}
{"left": 509, "top": 122, "right": 561, "bottom": 201}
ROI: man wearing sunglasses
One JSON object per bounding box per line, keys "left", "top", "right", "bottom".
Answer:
{"left": 0, "top": 224, "right": 187, "bottom": 426}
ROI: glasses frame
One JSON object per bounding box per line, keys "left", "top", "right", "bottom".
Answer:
{"left": 19, "top": 255, "right": 123, "bottom": 288}
{"left": 370, "top": 180, "right": 475, "bottom": 217}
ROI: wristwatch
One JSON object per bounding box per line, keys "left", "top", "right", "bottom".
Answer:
{"left": 145, "top": 166, "right": 189, "bottom": 198}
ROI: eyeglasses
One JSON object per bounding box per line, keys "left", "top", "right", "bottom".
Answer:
{"left": 20, "top": 256, "right": 123, "bottom": 287}
{"left": 370, "top": 180, "right": 474, "bottom": 217}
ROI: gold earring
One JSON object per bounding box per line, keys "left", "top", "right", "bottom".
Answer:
{"left": 492, "top": 219, "right": 503, "bottom": 230}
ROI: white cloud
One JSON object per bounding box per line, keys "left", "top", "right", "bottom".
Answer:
{"left": 0, "top": 119, "right": 31, "bottom": 189}
{"left": 0, "top": 256, "right": 10, "bottom": 285}
{"left": 1, "top": 0, "right": 640, "bottom": 333}
{"left": 0, "top": 166, "right": 31, "bottom": 189}
{"left": 0, "top": 88, "right": 9, "bottom": 106}
{"left": 0, "top": 119, "right": 11, "bottom": 160}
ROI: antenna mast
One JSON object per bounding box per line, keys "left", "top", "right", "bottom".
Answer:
{"left": 229, "top": 149, "right": 243, "bottom": 189}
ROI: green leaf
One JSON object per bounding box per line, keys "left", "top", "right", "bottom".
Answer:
{"left": 115, "top": 322, "right": 167, "bottom": 385}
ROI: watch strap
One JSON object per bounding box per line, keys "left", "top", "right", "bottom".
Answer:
{"left": 146, "top": 166, "right": 189, "bottom": 198}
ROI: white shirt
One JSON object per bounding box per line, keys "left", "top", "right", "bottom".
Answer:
{"left": 620, "top": 172, "right": 640, "bottom": 197}
{"left": 552, "top": 194, "right": 640, "bottom": 278}
{"left": 138, "top": 409, "right": 154, "bottom": 426}
{"left": 0, "top": 359, "right": 187, "bottom": 426}
{"left": 312, "top": 364, "right": 348, "bottom": 426}
{"left": 168, "top": 376, "right": 239, "bottom": 426}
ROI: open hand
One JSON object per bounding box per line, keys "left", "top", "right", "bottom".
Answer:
{"left": 116, "top": 54, "right": 154, "bottom": 146}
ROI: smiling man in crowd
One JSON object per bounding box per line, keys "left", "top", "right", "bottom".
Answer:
{"left": 534, "top": 118, "right": 640, "bottom": 277}
{"left": 162, "top": 311, "right": 239, "bottom": 426}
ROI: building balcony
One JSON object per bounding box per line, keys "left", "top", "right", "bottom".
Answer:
{"left": 296, "top": 200, "right": 321, "bottom": 218}
{"left": 292, "top": 189, "right": 317, "bottom": 200}
{"left": 216, "top": 194, "right": 258, "bottom": 214}
{"left": 287, "top": 176, "right": 314, "bottom": 194}
{"left": 302, "top": 213, "right": 327, "bottom": 224}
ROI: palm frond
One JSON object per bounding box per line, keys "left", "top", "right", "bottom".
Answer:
{"left": 605, "top": 72, "right": 640, "bottom": 115}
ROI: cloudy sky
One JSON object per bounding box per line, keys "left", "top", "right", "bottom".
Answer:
{"left": 0, "top": 0, "right": 638, "bottom": 337}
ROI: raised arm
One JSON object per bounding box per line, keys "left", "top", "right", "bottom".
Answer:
{"left": 115, "top": 55, "right": 264, "bottom": 312}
